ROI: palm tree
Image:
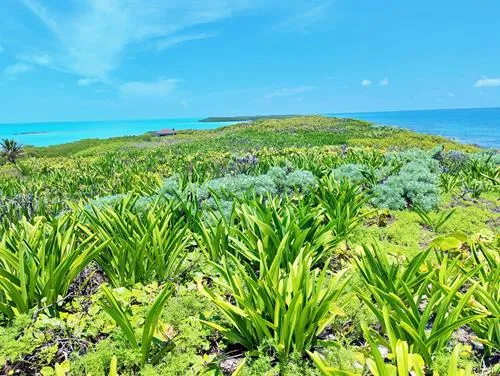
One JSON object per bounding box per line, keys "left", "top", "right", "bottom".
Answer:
{"left": 1, "top": 139, "right": 23, "bottom": 164}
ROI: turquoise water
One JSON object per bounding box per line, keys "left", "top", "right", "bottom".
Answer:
{"left": 329, "top": 107, "right": 500, "bottom": 149}
{"left": 1, "top": 107, "right": 499, "bottom": 148}
{"left": 0, "top": 118, "right": 233, "bottom": 147}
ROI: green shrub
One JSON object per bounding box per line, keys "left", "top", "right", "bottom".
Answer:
{"left": 372, "top": 161, "right": 439, "bottom": 211}
{"left": 84, "top": 194, "right": 127, "bottom": 211}
{"left": 199, "top": 174, "right": 277, "bottom": 200}
{"left": 386, "top": 148, "right": 440, "bottom": 171}
{"left": 279, "top": 169, "right": 318, "bottom": 193}
{"left": 331, "top": 163, "right": 367, "bottom": 184}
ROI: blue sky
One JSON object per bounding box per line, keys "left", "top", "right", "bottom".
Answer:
{"left": 0, "top": 0, "right": 499, "bottom": 122}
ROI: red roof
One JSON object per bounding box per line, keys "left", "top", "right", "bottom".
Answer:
{"left": 156, "top": 129, "right": 176, "bottom": 136}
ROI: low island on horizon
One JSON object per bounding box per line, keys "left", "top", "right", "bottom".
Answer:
{"left": 199, "top": 114, "right": 301, "bottom": 122}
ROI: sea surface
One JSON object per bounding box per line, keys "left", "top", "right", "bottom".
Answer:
{"left": 0, "top": 107, "right": 499, "bottom": 148}
{"left": 0, "top": 118, "right": 233, "bottom": 147}
{"left": 329, "top": 107, "right": 500, "bottom": 149}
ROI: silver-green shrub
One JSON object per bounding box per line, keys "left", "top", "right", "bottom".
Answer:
{"left": 372, "top": 161, "right": 439, "bottom": 211}
{"left": 331, "top": 163, "right": 367, "bottom": 184}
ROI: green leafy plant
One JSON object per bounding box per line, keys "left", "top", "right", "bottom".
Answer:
{"left": 193, "top": 198, "right": 235, "bottom": 262}
{"left": 99, "top": 283, "right": 175, "bottom": 365}
{"left": 413, "top": 205, "right": 456, "bottom": 232}
{"left": 315, "top": 177, "right": 369, "bottom": 243}
{"left": 309, "top": 345, "right": 473, "bottom": 376}
{"left": 230, "top": 197, "right": 335, "bottom": 268}
{"left": 356, "top": 247, "right": 485, "bottom": 365}
{"left": 82, "top": 195, "right": 190, "bottom": 287}
{"left": 354, "top": 245, "right": 432, "bottom": 300}
{"left": 199, "top": 248, "right": 348, "bottom": 359}
{"left": 439, "top": 174, "right": 460, "bottom": 193}
{"left": 452, "top": 243, "right": 499, "bottom": 351}
{"left": 0, "top": 216, "right": 106, "bottom": 318}
{"left": 307, "top": 351, "right": 359, "bottom": 376}
{"left": 362, "top": 322, "right": 426, "bottom": 376}
{"left": 196, "top": 196, "right": 335, "bottom": 269}
{"left": 309, "top": 325, "right": 474, "bottom": 376}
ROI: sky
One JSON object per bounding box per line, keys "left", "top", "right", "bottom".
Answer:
{"left": 0, "top": 0, "right": 499, "bottom": 123}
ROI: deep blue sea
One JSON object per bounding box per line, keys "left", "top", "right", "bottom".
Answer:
{"left": 329, "top": 107, "right": 500, "bottom": 149}
{"left": 0, "top": 107, "right": 499, "bottom": 148}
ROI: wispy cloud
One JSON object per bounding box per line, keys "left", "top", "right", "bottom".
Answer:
{"left": 379, "top": 77, "right": 389, "bottom": 86}
{"left": 4, "top": 62, "right": 33, "bottom": 76}
{"left": 474, "top": 77, "right": 500, "bottom": 88}
{"left": 277, "top": 1, "right": 334, "bottom": 33}
{"left": 361, "top": 79, "right": 372, "bottom": 86}
{"left": 19, "top": 0, "right": 257, "bottom": 80}
{"left": 262, "top": 86, "right": 315, "bottom": 101}
{"left": 0, "top": 45, "right": 4, "bottom": 53}
{"left": 157, "top": 32, "right": 219, "bottom": 50}
{"left": 20, "top": 53, "right": 52, "bottom": 66}
{"left": 119, "top": 78, "right": 181, "bottom": 97}
{"left": 77, "top": 77, "right": 100, "bottom": 86}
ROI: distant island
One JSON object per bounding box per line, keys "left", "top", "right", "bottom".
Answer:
{"left": 15, "top": 131, "right": 50, "bottom": 135}
{"left": 199, "top": 115, "right": 302, "bottom": 122}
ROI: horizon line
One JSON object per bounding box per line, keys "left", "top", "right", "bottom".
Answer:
{"left": 1, "top": 105, "right": 499, "bottom": 126}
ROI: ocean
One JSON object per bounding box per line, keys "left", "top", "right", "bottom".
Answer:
{"left": 0, "top": 107, "right": 499, "bottom": 148}
{"left": 0, "top": 118, "right": 235, "bottom": 147}
{"left": 329, "top": 107, "right": 500, "bottom": 149}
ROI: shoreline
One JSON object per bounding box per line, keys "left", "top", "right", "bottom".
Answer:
{"left": 1, "top": 109, "right": 498, "bottom": 149}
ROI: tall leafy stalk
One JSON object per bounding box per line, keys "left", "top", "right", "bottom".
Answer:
{"left": 83, "top": 195, "right": 190, "bottom": 287}
{"left": 199, "top": 247, "right": 348, "bottom": 359}
{"left": 315, "top": 177, "right": 369, "bottom": 243}
{"left": 355, "top": 246, "right": 485, "bottom": 365}
{"left": 0, "top": 215, "right": 106, "bottom": 318}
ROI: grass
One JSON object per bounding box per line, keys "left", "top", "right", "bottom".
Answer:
{"left": 0, "top": 116, "right": 498, "bottom": 375}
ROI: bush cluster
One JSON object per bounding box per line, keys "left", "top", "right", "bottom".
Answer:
{"left": 372, "top": 150, "right": 440, "bottom": 211}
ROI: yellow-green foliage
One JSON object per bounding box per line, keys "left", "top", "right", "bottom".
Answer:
{"left": 0, "top": 116, "right": 498, "bottom": 375}
{"left": 439, "top": 198, "right": 498, "bottom": 236}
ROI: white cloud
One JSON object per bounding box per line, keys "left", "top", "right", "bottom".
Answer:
{"left": 19, "top": 0, "right": 258, "bottom": 79}
{"left": 119, "top": 78, "right": 181, "bottom": 97}
{"left": 21, "top": 53, "right": 52, "bottom": 66}
{"left": 361, "top": 79, "right": 372, "bottom": 86}
{"left": 4, "top": 62, "right": 33, "bottom": 76}
{"left": 157, "top": 32, "right": 219, "bottom": 50}
{"left": 379, "top": 77, "right": 389, "bottom": 86}
{"left": 262, "top": 86, "right": 315, "bottom": 101}
{"left": 277, "top": 1, "right": 334, "bottom": 33}
{"left": 77, "top": 77, "right": 100, "bottom": 86}
{"left": 474, "top": 77, "right": 500, "bottom": 88}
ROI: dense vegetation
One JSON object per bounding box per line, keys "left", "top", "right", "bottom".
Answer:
{"left": 0, "top": 117, "right": 498, "bottom": 375}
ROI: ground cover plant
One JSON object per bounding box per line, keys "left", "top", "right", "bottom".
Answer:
{"left": 0, "top": 117, "right": 498, "bottom": 375}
